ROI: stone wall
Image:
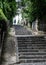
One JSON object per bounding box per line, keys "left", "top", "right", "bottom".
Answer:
{"left": 38, "top": 20, "right": 46, "bottom": 32}
{"left": 32, "top": 19, "right": 38, "bottom": 31}
{"left": 32, "top": 19, "right": 46, "bottom": 32}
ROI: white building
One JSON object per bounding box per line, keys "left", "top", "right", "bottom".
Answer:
{"left": 13, "top": 0, "right": 22, "bottom": 25}
{"left": 13, "top": 8, "right": 22, "bottom": 25}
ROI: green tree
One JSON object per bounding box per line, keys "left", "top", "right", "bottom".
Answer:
{"left": 0, "top": 8, "right": 7, "bottom": 21}
{"left": 0, "top": 0, "right": 17, "bottom": 25}
{"left": 21, "top": 0, "right": 46, "bottom": 23}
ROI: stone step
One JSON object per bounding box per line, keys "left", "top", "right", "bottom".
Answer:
{"left": 19, "top": 56, "right": 46, "bottom": 59}
{"left": 17, "top": 39, "right": 45, "bottom": 42}
{"left": 19, "top": 54, "right": 46, "bottom": 59}
{"left": 18, "top": 52, "right": 46, "bottom": 55}
{"left": 19, "top": 47, "right": 46, "bottom": 49}
{"left": 18, "top": 48, "right": 46, "bottom": 50}
{"left": 17, "top": 36, "right": 44, "bottom": 39}
{"left": 15, "top": 63, "right": 46, "bottom": 65}
{"left": 19, "top": 54, "right": 46, "bottom": 57}
{"left": 17, "top": 37, "right": 45, "bottom": 40}
{"left": 16, "top": 36, "right": 46, "bottom": 63}
{"left": 18, "top": 49, "right": 46, "bottom": 52}
{"left": 18, "top": 46, "right": 46, "bottom": 49}
{"left": 18, "top": 44, "right": 46, "bottom": 46}
{"left": 18, "top": 46, "right": 46, "bottom": 50}
{"left": 19, "top": 59, "right": 46, "bottom": 63}
{"left": 18, "top": 40, "right": 46, "bottom": 43}
{"left": 18, "top": 42, "right": 46, "bottom": 44}
{"left": 19, "top": 49, "right": 38, "bottom": 52}
{"left": 14, "top": 25, "right": 32, "bottom": 35}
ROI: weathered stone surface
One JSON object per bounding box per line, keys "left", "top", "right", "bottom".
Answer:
{"left": 14, "top": 25, "right": 32, "bottom": 35}
{"left": 1, "top": 36, "right": 17, "bottom": 65}
{"left": 1, "top": 25, "right": 46, "bottom": 65}
{"left": 38, "top": 21, "right": 46, "bottom": 32}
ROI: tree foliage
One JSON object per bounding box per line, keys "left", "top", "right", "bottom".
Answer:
{"left": 0, "top": 8, "right": 7, "bottom": 21}
{"left": 22, "top": 0, "right": 46, "bottom": 22}
{"left": 0, "top": 0, "right": 17, "bottom": 25}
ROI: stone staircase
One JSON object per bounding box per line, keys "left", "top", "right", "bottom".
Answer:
{"left": 16, "top": 36, "right": 46, "bottom": 64}
{"left": 14, "top": 25, "right": 32, "bottom": 35}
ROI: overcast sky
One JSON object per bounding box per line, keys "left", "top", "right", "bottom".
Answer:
{"left": 16, "top": 0, "right": 21, "bottom": 2}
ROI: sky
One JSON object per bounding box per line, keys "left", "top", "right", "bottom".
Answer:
{"left": 16, "top": 0, "right": 21, "bottom": 2}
